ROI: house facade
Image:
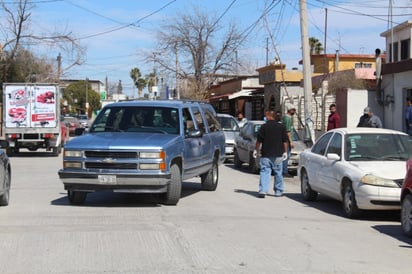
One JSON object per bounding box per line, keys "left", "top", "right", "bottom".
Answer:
{"left": 380, "top": 20, "right": 412, "bottom": 132}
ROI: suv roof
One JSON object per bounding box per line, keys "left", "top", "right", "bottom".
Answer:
{"left": 107, "top": 100, "right": 217, "bottom": 115}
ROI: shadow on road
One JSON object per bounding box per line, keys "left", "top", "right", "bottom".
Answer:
{"left": 51, "top": 180, "right": 202, "bottom": 207}
{"left": 372, "top": 224, "right": 412, "bottom": 248}
{"left": 286, "top": 192, "right": 401, "bottom": 222}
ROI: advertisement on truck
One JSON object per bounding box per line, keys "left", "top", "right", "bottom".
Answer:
{"left": 3, "top": 83, "right": 64, "bottom": 156}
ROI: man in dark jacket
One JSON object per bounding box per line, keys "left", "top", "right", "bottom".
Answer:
{"left": 254, "top": 110, "right": 288, "bottom": 198}
{"left": 327, "top": 103, "right": 340, "bottom": 130}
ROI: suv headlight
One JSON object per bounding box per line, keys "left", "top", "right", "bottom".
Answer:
{"left": 64, "top": 150, "right": 82, "bottom": 157}
{"left": 360, "top": 174, "right": 399, "bottom": 188}
{"left": 139, "top": 151, "right": 166, "bottom": 171}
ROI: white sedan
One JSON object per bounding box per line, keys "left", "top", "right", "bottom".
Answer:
{"left": 299, "top": 127, "right": 412, "bottom": 218}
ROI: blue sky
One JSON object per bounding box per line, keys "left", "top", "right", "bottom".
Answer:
{"left": 7, "top": 0, "right": 412, "bottom": 97}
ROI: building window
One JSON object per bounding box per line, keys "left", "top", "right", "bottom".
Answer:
{"left": 401, "top": 39, "right": 410, "bottom": 60}
{"left": 354, "top": 63, "right": 372, "bottom": 68}
{"left": 393, "top": 42, "right": 399, "bottom": 62}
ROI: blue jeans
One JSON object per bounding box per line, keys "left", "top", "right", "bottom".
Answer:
{"left": 259, "top": 157, "right": 284, "bottom": 195}
{"left": 282, "top": 146, "right": 291, "bottom": 175}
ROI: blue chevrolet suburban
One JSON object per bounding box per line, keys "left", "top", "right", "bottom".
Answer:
{"left": 58, "top": 100, "right": 225, "bottom": 205}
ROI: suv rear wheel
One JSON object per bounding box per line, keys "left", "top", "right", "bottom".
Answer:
{"left": 201, "top": 159, "right": 218, "bottom": 191}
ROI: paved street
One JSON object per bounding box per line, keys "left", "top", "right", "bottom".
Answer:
{"left": 0, "top": 152, "right": 411, "bottom": 273}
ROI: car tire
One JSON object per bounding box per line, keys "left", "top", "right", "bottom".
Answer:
{"left": 249, "top": 152, "right": 259, "bottom": 174}
{"left": 233, "top": 149, "right": 242, "bottom": 168}
{"left": 68, "top": 190, "right": 87, "bottom": 205}
{"left": 0, "top": 169, "right": 11, "bottom": 206}
{"left": 201, "top": 159, "right": 219, "bottom": 191}
{"left": 401, "top": 194, "right": 412, "bottom": 237}
{"left": 162, "top": 164, "right": 182, "bottom": 205}
{"left": 300, "top": 169, "right": 318, "bottom": 201}
{"left": 342, "top": 183, "right": 361, "bottom": 218}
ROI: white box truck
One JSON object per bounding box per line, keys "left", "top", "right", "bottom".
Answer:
{"left": 3, "top": 83, "right": 64, "bottom": 156}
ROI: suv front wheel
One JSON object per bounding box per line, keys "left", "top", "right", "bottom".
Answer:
{"left": 162, "top": 164, "right": 182, "bottom": 205}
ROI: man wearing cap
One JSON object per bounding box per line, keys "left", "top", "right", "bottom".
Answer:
{"left": 357, "top": 107, "right": 382, "bottom": 128}
{"left": 281, "top": 104, "right": 296, "bottom": 177}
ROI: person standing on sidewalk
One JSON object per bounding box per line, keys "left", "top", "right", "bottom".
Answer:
{"left": 254, "top": 110, "right": 288, "bottom": 198}
{"left": 327, "top": 103, "right": 340, "bottom": 131}
{"left": 281, "top": 105, "right": 296, "bottom": 178}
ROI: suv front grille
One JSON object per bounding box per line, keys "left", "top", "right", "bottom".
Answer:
{"left": 85, "top": 162, "right": 137, "bottom": 169}
{"left": 85, "top": 151, "right": 138, "bottom": 158}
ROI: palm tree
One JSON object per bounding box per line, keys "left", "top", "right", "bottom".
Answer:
{"left": 130, "top": 68, "right": 147, "bottom": 97}
{"left": 309, "top": 37, "right": 324, "bottom": 55}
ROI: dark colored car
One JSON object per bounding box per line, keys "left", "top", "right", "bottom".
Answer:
{"left": 401, "top": 158, "right": 412, "bottom": 236}
{"left": 0, "top": 140, "right": 12, "bottom": 206}
{"left": 63, "top": 116, "right": 82, "bottom": 136}
{"left": 234, "top": 120, "right": 265, "bottom": 174}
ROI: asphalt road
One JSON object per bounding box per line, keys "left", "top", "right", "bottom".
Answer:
{"left": 0, "top": 151, "right": 411, "bottom": 274}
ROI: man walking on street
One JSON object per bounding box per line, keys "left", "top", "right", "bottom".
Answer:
{"left": 254, "top": 110, "right": 288, "bottom": 198}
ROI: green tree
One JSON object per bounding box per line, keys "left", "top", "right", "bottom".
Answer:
{"left": 130, "top": 68, "right": 147, "bottom": 97}
{"left": 309, "top": 37, "right": 324, "bottom": 55}
{"left": 62, "top": 81, "right": 101, "bottom": 115}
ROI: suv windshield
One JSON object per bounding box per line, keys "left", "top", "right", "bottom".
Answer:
{"left": 90, "top": 106, "right": 180, "bottom": 134}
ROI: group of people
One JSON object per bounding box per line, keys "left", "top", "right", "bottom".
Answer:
{"left": 327, "top": 103, "right": 383, "bottom": 131}
{"left": 251, "top": 102, "right": 387, "bottom": 199}
{"left": 239, "top": 99, "right": 412, "bottom": 199}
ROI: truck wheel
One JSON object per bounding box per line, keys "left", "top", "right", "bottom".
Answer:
{"left": 52, "top": 145, "right": 61, "bottom": 156}
{"left": 162, "top": 164, "right": 181, "bottom": 205}
{"left": 0, "top": 169, "right": 11, "bottom": 206}
{"left": 201, "top": 159, "right": 218, "bottom": 191}
{"left": 68, "top": 190, "right": 87, "bottom": 205}
{"left": 6, "top": 148, "right": 13, "bottom": 157}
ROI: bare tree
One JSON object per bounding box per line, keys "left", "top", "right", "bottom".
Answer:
{"left": 0, "top": 0, "right": 84, "bottom": 84}
{"left": 154, "top": 8, "right": 243, "bottom": 100}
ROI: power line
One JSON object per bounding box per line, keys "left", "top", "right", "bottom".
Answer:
{"left": 76, "top": 0, "right": 177, "bottom": 40}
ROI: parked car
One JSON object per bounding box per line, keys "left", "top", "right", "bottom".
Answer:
{"left": 58, "top": 100, "right": 225, "bottom": 206}
{"left": 77, "top": 114, "right": 89, "bottom": 128}
{"left": 401, "top": 158, "right": 412, "bottom": 237}
{"left": 299, "top": 127, "right": 412, "bottom": 218}
{"left": 234, "top": 120, "right": 307, "bottom": 174}
{"left": 234, "top": 120, "right": 265, "bottom": 174}
{"left": 63, "top": 116, "right": 82, "bottom": 136}
{"left": 217, "top": 113, "right": 240, "bottom": 161}
{"left": 0, "top": 140, "right": 11, "bottom": 206}
{"left": 288, "top": 128, "right": 311, "bottom": 175}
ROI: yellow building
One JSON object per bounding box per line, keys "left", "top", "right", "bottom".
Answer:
{"left": 309, "top": 53, "right": 381, "bottom": 74}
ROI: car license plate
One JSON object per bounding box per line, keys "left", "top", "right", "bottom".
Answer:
{"left": 98, "top": 175, "right": 117, "bottom": 184}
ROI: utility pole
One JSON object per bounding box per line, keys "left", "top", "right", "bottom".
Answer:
{"left": 266, "top": 37, "right": 269, "bottom": 65}
{"left": 56, "top": 53, "right": 62, "bottom": 83}
{"left": 300, "top": 0, "right": 315, "bottom": 144}
{"left": 175, "top": 43, "right": 180, "bottom": 99}
{"left": 85, "top": 78, "right": 89, "bottom": 117}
